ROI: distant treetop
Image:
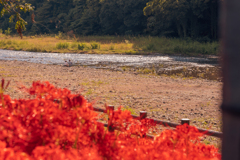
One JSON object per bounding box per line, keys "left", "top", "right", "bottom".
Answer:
{"left": 0, "top": 0, "right": 34, "bottom": 38}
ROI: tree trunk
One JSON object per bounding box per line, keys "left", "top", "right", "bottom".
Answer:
{"left": 211, "top": 0, "right": 218, "bottom": 39}
{"left": 181, "top": 19, "right": 188, "bottom": 38}
{"left": 190, "top": 14, "right": 198, "bottom": 38}
{"left": 176, "top": 22, "right": 183, "bottom": 38}
{"left": 221, "top": 0, "right": 240, "bottom": 159}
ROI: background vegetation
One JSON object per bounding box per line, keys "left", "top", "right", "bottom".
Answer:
{"left": 0, "top": 0, "right": 220, "bottom": 42}
{"left": 0, "top": 33, "right": 219, "bottom": 55}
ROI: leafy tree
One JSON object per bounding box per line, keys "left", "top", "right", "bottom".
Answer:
{"left": 99, "top": 0, "right": 123, "bottom": 35}
{"left": 0, "top": 0, "right": 34, "bottom": 38}
{"left": 34, "top": 0, "right": 73, "bottom": 34}
{"left": 99, "top": 0, "right": 148, "bottom": 35}
{"left": 77, "top": 0, "right": 102, "bottom": 35}
{"left": 122, "top": 0, "right": 149, "bottom": 35}
{"left": 0, "top": 0, "right": 219, "bottom": 40}
{"left": 144, "top": 0, "right": 219, "bottom": 39}
{"left": 67, "top": 0, "right": 87, "bottom": 34}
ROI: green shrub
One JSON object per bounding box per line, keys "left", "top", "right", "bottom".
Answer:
{"left": 90, "top": 42, "right": 100, "bottom": 49}
{"left": 78, "top": 43, "right": 87, "bottom": 50}
{"left": 57, "top": 31, "right": 63, "bottom": 39}
{"left": 27, "top": 47, "right": 42, "bottom": 52}
{"left": 0, "top": 40, "right": 5, "bottom": 47}
{"left": 55, "top": 31, "right": 64, "bottom": 39}
{"left": 121, "top": 106, "right": 137, "bottom": 115}
{"left": 6, "top": 40, "right": 12, "bottom": 45}
{"left": 145, "top": 43, "right": 155, "bottom": 51}
{"left": 0, "top": 29, "right": 2, "bottom": 34}
{"left": 196, "top": 36, "right": 211, "bottom": 43}
{"left": 56, "top": 42, "right": 69, "bottom": 49}
{"left": 4, "top": 28, "right": 11, "bottom": 35}
{"left": 138, "top": 68, "right": 155, "bottom": 74}
{"left": 125, "top": 50, "right": 137, "bottom": 54}
{"left": 71, "top": 43, "right": 78, "bottom": 49}
{"left": 109, "top": 45, "right": 114, "bottom": 50}
{"left": 174, "top": 46, "right": 181, "bottom": 53}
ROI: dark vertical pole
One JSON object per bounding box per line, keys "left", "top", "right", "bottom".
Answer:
{"left": 140, "top": 111, "right": 147, "bottom": 120}
{"left": 221, "top": 0, "right": 240, "bottom": 159}
{"left": 139, "top": 111, "right": 147, "bottom": 138}
{"left": 108, "top": 105, "right": 115, "bottom": 132}
{"left": 181, "top": 118, "right": 190, "bottom": 125}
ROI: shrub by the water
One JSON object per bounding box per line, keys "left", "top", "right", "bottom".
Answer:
{"left": 109, "top": 45, "right": 115, "bottom": 50}
{"left": 70, "top": 43, "right": 78, "bottom": 49}
{"left": 27, "top": 47, "right": 42, "bottom": 52}
{"left": 56, "top": 42, "right": 69, "bottom": 49}
{"left": 4, "top": 28, "right": 11, "bottom": 36}
{"left": 90, "top": 41, "right": 100, "bottom": 49}
{"left": 78, "top": 43, "right": 87, "bottom": 50}
{"left": 145, "top": 43, "right": 155, "bottom": 51}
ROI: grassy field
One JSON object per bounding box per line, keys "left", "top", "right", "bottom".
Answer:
{"left": 0, "top": 33, "right": 219, "bottom": 56}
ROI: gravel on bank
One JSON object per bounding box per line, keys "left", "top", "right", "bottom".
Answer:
{"left": 0, "top": 60, "right": 223, "bottom": 147}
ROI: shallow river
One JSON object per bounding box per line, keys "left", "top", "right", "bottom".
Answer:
{"left": 0, "top": 49, "right": 220, "bottom": 80}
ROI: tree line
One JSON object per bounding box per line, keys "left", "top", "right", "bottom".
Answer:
{"left": 0, "top": 0, "right": 220, "bottom": 40}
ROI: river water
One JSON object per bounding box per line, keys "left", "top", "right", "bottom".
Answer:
{"left": 0, "top": 49, "right": 220, "bottom": 80}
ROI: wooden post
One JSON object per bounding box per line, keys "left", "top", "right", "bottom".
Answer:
{"left": 140, "top": 111, "right": 147, "bottom": 138}
{"left": 181, "top": 118, "right": 190, "bottom": 125}
{"left": 108, "top": 105, "right": 115, "bottom": 132}
{"left": 221, "top": 0, "right": 240, "bottom": 159}
{"left": 140, "top": 111, "right": 147, "bottom": 120}
{"left": 108, "top": 105, "right": 114, "bottom": 111}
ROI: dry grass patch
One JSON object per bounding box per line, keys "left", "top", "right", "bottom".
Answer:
{"left": 0, "top": 33, "right": 219, "bottom": 56}
{"left": 0, "top": 34, "right": 138, "bottom": 54}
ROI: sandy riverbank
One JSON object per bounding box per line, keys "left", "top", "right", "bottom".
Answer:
{"left": 0, "top": 60, "right": 222, "bottom": 146}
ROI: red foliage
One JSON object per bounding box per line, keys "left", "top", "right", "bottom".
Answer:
{"left": 0, "top": 80, "right": 221, "bottom": 159}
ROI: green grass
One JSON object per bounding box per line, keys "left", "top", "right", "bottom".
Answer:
{"left": 56, "top": 42, "right": 69, "bottom": 49}
{"left": 137, "top": 68, "right": 156, "bottom": 74}
{"left": 133, "top": 36, "right": 219, "bottom": 56}
{"left": 80, "top": 80, "right": 108, "bottom": 87}
{"left": 0, "top": 33, "right": 219, "bottom": 56}
{"left": 90, "top": 41, "right": 100, "bottom": 49}
{"left": 87, "top": 89, "right": 93, "bottom": 95}
{"left": 121, "top": 106, "right": 137, "bottom": 115}
{"left": 77, "top": 43, "right": 88, "bottom": 50}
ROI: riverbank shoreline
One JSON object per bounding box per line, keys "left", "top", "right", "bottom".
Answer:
{"left": 0, "top": 48, "right": 221, "bottom": 81}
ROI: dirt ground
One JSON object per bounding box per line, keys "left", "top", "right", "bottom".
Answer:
{"left": 0, "top": 60, "right": 222, "bottom": 147}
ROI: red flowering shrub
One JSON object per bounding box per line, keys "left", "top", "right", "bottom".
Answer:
{"left": 0, "top": 79, "right": 221, "bottom": 159}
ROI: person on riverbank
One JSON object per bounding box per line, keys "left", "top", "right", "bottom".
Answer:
{"left": 63, "top": 60, "right": 73, "bottom": 67}
{"left": 63, "top": 61, "right": 69, "bottom": 67}
{"left": 68, "top": 60, "right": 73, "bottom": 67}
